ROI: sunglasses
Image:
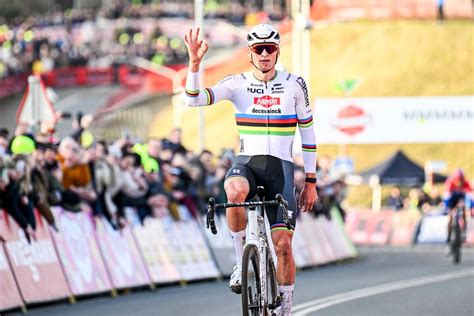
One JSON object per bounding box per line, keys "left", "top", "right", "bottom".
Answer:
{"left": 250, "top": 44, "right": 278, "bottom": 55}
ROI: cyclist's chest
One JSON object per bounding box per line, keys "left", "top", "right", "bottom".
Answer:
{"left": 233, "top": 82, "right": 296, "bottom": 115}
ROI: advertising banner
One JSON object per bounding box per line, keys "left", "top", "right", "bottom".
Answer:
{"left": 166, "top": 219, "right": 220, "bottom": 280}
{"left": 132, "top": 218, "right": 181, "bottom": 284}
{"left": 346, "top": 210, "right": 372, "bottom": 245}
{"left": 464, "top": 217, "right": 474, "bottom": 246}
{"left": 202, "top": 213, "right": 236, "bottom": 277}
{"left": 1, "top": 210, "right": 70, "bottom": 304}
{"left": 94, "top": 217, "right": 150, "bottom": 289}
{"left": 390, "top": 211, "right": 422, "bottom": 246}
{"left": 0, "top": 243, "right": 23, "bottom": 311}
{"left": 313, "top": 96, "right": 473, "bottom": 144}
{"left": 318, "top": 215, "right": 348, "bottom": 260}
{"left": 50, "top": 207, "right": 111, "bottom": 296}
{"left": 312, "top": 217, "right": 337, "bottom": 263}
{"left": 417, "top": 214, "right": 449, "bottom": 243}
{"left": 298, "top": 213, "right": 333, "bottom": 264}
{"left": 368, "top": 211, "right": 393, "bottom": 245}
{"left": 330, "top": 208, "right": 358, "bottom": 258}
{"left": 162, "top": 217, "right": 200, "bottom": 281}
{"left": 292, "top": 220, "right": 312, "bottom": 268}
{"left": 294, "top": 215, "right": 318, "bottom": 265}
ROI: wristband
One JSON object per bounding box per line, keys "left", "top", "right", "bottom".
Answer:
{"left": 305, "top": 177, "right": 317, "bottom": 184}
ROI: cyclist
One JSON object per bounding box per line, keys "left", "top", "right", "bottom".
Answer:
{"left": 184, "top": 24, "right": 318, "bottom": 315}
{"left": 444, "top": 169, "right": 472, "bottom": 253}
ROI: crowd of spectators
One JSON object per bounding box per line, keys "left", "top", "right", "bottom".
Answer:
{"left": 0, "top": 113, "right": 347, "bottom": 243}
{"left": 384, "top": 185, "right": 444, "bottom": 213}
{"left": 0, "top": 115, "right": 238, "bottom": 240}
{"left": 0, "top": 1, "right": 286, "bottom": 80}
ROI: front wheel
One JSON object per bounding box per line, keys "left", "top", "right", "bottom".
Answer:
{"left": 242, "top": 245, "right": 262, "bottom": 316}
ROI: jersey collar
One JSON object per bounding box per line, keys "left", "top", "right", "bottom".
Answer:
{"left": 252, "top": 70, "right": 278, "bottom": 83}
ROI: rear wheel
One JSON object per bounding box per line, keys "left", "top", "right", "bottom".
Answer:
{"left": 242, "top": 245, "right": 262, "bottom": 316}
{"left": 451, "top": 223, "right": 462, "bottom": 264}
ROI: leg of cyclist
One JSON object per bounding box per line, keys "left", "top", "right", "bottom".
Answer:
{"left": 267, "top": 159, "right": 297, "bottom": 316}
{"left": 272, "top": 230, "right": 295, "bottom": 316}
{"left": 224, "top": 177, "right": 249, "bottom": 294}
{"left": 224, "top": 157, "right": 258, "bottom": 293}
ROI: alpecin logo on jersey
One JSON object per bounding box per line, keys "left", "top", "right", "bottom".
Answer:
{"left": 254, "top": 95, "right": 280, "bottom": 108}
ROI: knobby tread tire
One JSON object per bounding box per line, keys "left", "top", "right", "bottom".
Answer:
{"left": 242, "top": 245, "right": 261, "bottom": 316}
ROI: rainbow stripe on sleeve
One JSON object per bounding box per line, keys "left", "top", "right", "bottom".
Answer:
{"left": 302, "top": 144, "right": 317, "bottom": 152}
{"left": 297, "top": 116, "right": 313, "bottom": 128}
{"left": 204, "top": 88, "right": 215, "bottom": 105}
{"left": 185, "top": 89, "right": 199, "bottom": 97}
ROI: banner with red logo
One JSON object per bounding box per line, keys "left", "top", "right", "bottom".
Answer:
{"left": 50, "top": 207, "right": 111, "bottom": 296}
{"left": 345, "top": 210, "right": 393, "bottom": 245}
{"left": 94, "top": 217, "right": 151, "bottom": 289}
{"left": 0, "top": 210, "right": 70, "bottom": 304}
{"left": 390, "top": 211, "right": 422, "bottom": 246}
{"left": 345, "top": 210, "right": 372, "bottom": 245}
{"left": 312, "top": 97, "right": 473, "bottom": 144}
{"left": 368, "top": 211, "right": 393, "bottom": 245}
{"left": 0, "top": 242, "right": 23, "bottom": 311}
{"left": 132, "top": 218, "right": 181, "bottom": 284}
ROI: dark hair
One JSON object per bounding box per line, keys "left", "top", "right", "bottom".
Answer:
{"left": 122, "top": 152, "right": 141, "bottom": 167}
{"left": 0, "top": 128, "right": 9, "bottom": 138}
{"left": 97, "top": 140, "right": 109, "bottom": 155}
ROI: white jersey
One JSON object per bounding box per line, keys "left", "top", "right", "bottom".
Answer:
{"left": 184, "top": 70, "right": 317, "bottom": 173}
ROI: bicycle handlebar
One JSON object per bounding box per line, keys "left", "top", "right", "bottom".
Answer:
{"left": 206, "top": 194, "right": 291, "bottom": 235}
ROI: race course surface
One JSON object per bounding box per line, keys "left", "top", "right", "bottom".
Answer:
{"left": 23, "top": 246, "right": 474, "bottom": 316}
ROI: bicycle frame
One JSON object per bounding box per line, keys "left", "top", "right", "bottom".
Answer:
{"left": 246, "top": 203, "right": 275, "bottom": 313}
{"left": 207, "top": 190, "right": 290, "bottom": 315}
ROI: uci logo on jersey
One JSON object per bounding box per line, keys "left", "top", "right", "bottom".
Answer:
{"left": 254, "top": 95, "right": 281, "bottom": 108}
{"left": 247, "top": 87, "right": 264, "bottom": 94}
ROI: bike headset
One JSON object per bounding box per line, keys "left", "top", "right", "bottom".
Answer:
{"left": 246, "top": 24, "right": 281, "bottom": 74}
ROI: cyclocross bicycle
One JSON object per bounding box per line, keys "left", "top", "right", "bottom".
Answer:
{"left": 207, "top": 186, "right": 292, "bottom": 316}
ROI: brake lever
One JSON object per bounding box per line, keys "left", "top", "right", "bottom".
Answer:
{"left": 276, "top": 194, "right": 292, "bottom": 230}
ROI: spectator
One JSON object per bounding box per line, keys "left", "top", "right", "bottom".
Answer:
{"left": 3, "top": 154, "right": 37, "bottom": 242}
{"left": 57, "top": 137, "right": 97, "bottom": 211}
{"left": 0, "top": 128, "right": 9, "bottom": 157}
{"left": 162, "top": 127, "right": 187, "bottom": 155}
{"left": 30, "top": 143, "right": 57, "bottom": 229}
{"left": 109, "top": 152, "right": 150, "bottom": 224}
{"left": 385, "top": 186, "right": 404, "bottom": 211}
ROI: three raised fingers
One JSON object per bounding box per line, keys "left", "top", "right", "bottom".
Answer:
{"left": 184, "top": 28, "right": 201, "bottom": 46}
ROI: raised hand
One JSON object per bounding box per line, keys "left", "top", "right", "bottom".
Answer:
{"left": 184, "top": 28, "right": 209, "bottom": 70}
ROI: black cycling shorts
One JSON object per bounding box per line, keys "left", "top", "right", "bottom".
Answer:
{"left": 224, "top": 155, "right": 297, "bottom": 232}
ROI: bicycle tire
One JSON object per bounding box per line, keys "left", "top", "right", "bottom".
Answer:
{"left": 242, "top": 245, "right": 262, "bottom": 316}
{"left": 452, "top": 224, "right": 462, "bottom": 264}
